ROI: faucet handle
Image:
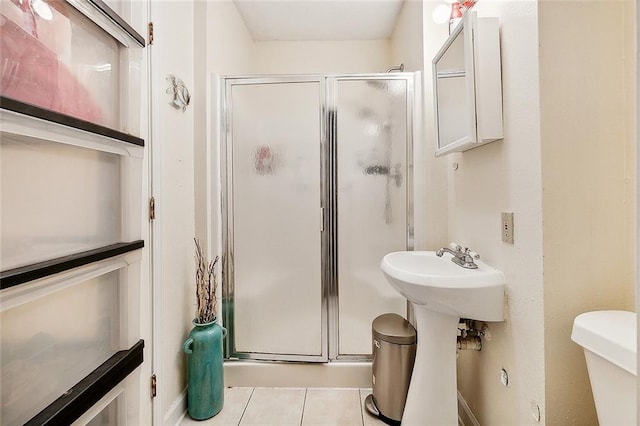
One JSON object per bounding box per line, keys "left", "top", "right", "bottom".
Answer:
{"left": 450, "top": 242, "right": 463, "bottom": 252}
{"left": 468, "top": 251, "right": 480, "bottom": 260}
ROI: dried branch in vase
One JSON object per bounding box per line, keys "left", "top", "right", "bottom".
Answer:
{"left": 194, "top": 238, "right": 219, "bottom": 325}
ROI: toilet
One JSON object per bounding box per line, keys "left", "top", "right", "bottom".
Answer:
{"left": 571, "top": 310, "right": 637, "bottom": 425}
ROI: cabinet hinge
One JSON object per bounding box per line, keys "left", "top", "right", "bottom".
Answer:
{"left": 149, "top": 197, "right": 156, "bottom": 220}
{"left": 151, "top": 374, "right": 157, "bottom": 398}
{"left": 148, "top": 22, "right": 154, "bottom": 45}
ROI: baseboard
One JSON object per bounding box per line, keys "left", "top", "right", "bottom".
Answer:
{"left": 164, "top": 387, "right": 187, "bottom": 426}
{"left": 457, "top": 391, "right": 480, "bottom": 426}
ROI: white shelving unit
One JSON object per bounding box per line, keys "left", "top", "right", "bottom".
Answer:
{"left": 433, "top": 12, "right": 503, "bottom": 156}
{"left": 0, "top": 0, "right": 147, "bottom": 423}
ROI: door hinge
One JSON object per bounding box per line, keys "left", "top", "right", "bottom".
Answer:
{"left": 151, "top": 374, "right": 157, "bottom": 398}
{"left": 149, "top": 197, "right": 156, "bottom": 220}
{"left": 148, "top": 22, "right": 154, "bottom": 45}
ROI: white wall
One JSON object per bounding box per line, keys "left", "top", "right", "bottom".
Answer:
{"left": 206, "top": 0, "right": 255, "bottom": 76}
{"left": 431, "top": 0, "right": 636, "bottom": 424}
{"left": 429, "top": 1, "right": 546, "bottom": 425}
{"left": 626, "top": 0, "right": 637, "bottom": 297}
{"left": 155, "top": 0, "right": 255, "bottom": 421}
{"left": 539, "top": 1, "right": 635, "bottom": 424}
{"left": 390, "top": 0, "right": 424, "bottom": 73}
{"left": 252, "top": 40, "right": 391, "bottom": 74}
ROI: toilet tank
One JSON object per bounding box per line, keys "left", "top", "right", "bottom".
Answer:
{"left": 571, "top": 310, "right": 637, "bottom": 426}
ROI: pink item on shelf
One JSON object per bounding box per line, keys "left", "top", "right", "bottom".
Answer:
{"left": 0, "top": 12, "right": 103, "bottom": 123}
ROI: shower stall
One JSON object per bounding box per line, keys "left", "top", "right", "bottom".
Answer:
{"left": 221, "top": 73, "right": 414, "bottom": 363}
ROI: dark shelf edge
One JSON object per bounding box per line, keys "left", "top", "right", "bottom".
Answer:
{"left": 86, "top": 0, "right": 146, "bottom": 47}
{"left": 0, "top": 240, "right": 144, "bottom": 290}
{"left": 25, "top": 339, "right": 145, "bottom": 426}
{"left": 0, "top": 97, "right": 145, "bottom": 147}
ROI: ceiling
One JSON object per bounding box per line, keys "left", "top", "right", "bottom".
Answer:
{"left": 233, "top": 0, "right": 406, "bottom": 41}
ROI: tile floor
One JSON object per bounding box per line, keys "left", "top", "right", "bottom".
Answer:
{"left": 181, "top": 388, "right": 387, "bottom": 426}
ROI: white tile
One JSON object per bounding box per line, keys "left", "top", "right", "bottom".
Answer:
{"left": 181, "top": 416, "right": 199, "bottom": 425}
{"left": 302, "top": 388, "right": 363, "bottom": 426}
{"left": 240, "top": 387, "right": 306, "bottom": 426}
{"left": 359, "top": 389, "right": 388, "bottom": 426}
{"left": 181, "top": 387, "right": 254, "bottom": 426}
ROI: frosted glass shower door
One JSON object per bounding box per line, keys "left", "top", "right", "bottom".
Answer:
{"left": 227, "top": 80, "right": 325, "bottom": 360}
{"left": 334, "top": 77, "right": 411, "bottom": 357}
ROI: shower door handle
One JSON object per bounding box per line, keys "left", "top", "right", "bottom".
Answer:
{"left": 320, "top": 207, "right": 325, "bottom": 232}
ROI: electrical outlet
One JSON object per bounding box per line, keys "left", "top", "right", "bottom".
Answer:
{"left": 501, "top": 212, "right": 514, "bottom": 244}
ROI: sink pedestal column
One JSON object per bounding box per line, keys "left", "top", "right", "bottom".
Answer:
{"left": 401, "top": 304, "right": 459, "bottom": 425}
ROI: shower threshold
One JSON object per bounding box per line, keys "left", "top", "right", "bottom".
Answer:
{"left": 224, "top": 360, "right": 372, "bottom": 388}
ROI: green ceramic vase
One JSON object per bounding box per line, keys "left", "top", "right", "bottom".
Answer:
{"left": 183, "top": 318, "right": 226, "bottom": 420}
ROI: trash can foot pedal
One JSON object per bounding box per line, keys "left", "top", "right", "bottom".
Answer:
{"left": 364, "top": 394, "right": 401, "bottom": 426}
{"left": 364, "top": 393, "right": 380, "bottom": 417}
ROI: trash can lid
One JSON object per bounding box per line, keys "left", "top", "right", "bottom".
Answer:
{"left": 372, "top": 313, "right": 416, "bottom": 345}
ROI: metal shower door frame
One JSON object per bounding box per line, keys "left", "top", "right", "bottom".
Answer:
{"left": 221, "top": 75, "right": 328, "bottom": 362}
{"left": 221, "top": 73, "right": 414, "bottom": 363}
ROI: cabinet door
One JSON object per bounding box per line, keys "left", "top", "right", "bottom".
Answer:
{"left": 433, "top": 15, "right": 476, "bottom": 155}
{"left": 433, "top": 12, "right": 503, "bottom": 156}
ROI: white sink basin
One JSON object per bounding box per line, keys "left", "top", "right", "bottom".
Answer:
{"left": 381, "top": 251, "right": 505, "bottom": 321}
{"left": 380, "top": 250, "right": 505, "bottom": 425}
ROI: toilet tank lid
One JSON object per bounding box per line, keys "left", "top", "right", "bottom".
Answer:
{"left": 571, "top": 310, "right": 636, "bottom": 375}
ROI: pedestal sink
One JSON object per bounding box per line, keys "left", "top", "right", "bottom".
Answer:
{"left": 381, "top": 251, "right": 505, "bottom": 425}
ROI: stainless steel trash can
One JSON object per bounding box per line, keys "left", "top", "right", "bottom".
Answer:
{"left": 365, "top": 313, "right": 416, "bottom": 425}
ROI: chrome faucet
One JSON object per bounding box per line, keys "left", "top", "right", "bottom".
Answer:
{"left": 436, "top": 243, "right": 480, "bottom": 269}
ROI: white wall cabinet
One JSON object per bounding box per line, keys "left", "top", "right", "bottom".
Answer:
{"left": 433, "top": 12, "right": 503, "bottom": 156}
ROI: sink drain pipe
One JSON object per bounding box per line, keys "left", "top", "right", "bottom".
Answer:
{"left": 457, "top": 335, "right": 482, "bottom": 351}
{"left": 457, "top": 319, "right": 484, "bottom": 351}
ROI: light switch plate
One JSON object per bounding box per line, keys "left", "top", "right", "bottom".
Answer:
{"left": 502, "top": 212, "right": 514, "bottom": 244}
